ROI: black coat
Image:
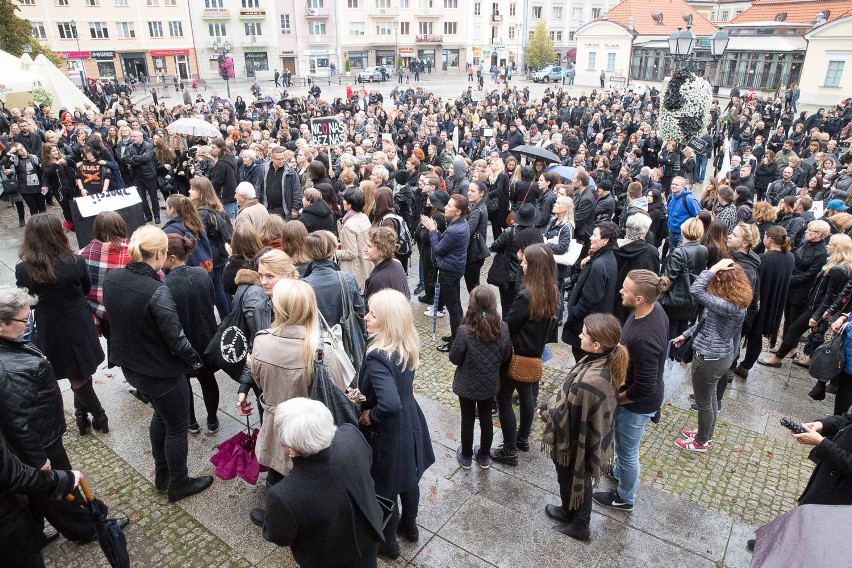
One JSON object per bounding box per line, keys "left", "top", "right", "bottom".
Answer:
{"left": 573, "top": 187, "right": 597, "bottom": 245}
{"left": 364, "top": 259, "right": 410, "bottom": 304}
{"left": 358, "top": 349, "right": 435, "bottom": 498}
{"left": 753, "top": 251, "right": 794, "bottom": 339}
{"left": 489, "top": 226, "right": 544, "bottom": 286}
{"left": 163, "top": 265, "right": 218, "bottom": 355}
{"left": 0, "top": 338, "right": 65, "bottom": 468}
{"left": 103, "top": 261, "right": 201, "bottom": 378}
{"left": 613, "top": 239, "right": 661, "bottom": 322}
{"left": 262, "top": 424, "right": 384, "bottom": 568}
{"left": 223, "top": 255, "right": 253, "bottom": 296}
{"left": 15, "top": 256, "right": 104, "bottom": 381}
{"left": 449, "top": 322, "right": 511, "bottom": 400}
{"left": 506, "top": 289, "right": 555, "bottom": 357}
{"left": 211, "top": 155, "right": 238, "bottom": 204}
{"left": 798, "top": 410, "right": 852, "bottom": 506}
{"left": 562, "top": 244, "right": 618, "bottom": 347}
{"left": 300, "top": 200, "right": 338, "bottom": 236}
{"left": 660, "top": 241, "right": 709, "bottom": 320}
{"left": 788, "top": 240, "right": 828, "bottom": 307}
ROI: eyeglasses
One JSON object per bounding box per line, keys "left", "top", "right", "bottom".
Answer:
{"left": 10, "top": 315, "right": 29, "bottom": 324}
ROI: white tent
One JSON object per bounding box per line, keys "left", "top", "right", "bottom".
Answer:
{"left": 20, "top": 52, "right": 33, "bottom": 71}
{"left": 0, "top": 50, "right": 92, "bottom": 113}
{"left": 28, "top": 54, "right": 92, "bottom": 112}
{"left": 0, "top": 51, "right": 41, "bottom": 110}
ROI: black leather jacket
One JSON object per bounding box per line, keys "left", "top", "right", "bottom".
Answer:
{"left": 126, "top": 140, "right": 156, "bottom": 180}
{"left": 0, "top": 338, "right": 65, "bottom": 468}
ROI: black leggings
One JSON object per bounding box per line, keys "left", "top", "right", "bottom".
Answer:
{"left": 555, "top": 464, "right": 592, "bottom": 529}
{"left": 783, "top": 303, "right": 808, "bottom": 344}
{"left": 383, "top": 487, "right": 420, "bottom": 542}
{"left": 21, "top": 193, "right": 46, "bottom": 216}
{"left": 72, "top": 376, "right": 105, "bottom": 418}
{"left": 775, "top": 308, "right": 814, "bottom": 360}
{"left": 186, "top": 365, "right": 220, "bottom": 426}
{"left": 458, "top": 396, "right": 494, "bottom": 458}
{"left": 834, "top": 372, "right": 852, "bottom": 415}
{"left": 463, "top": 259, "right": 485, "bottom": 293}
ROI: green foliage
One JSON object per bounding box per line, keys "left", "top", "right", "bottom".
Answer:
{"left": 344, "top": 59, "right": 351, "bottom": 73}
{"left": 0, "top": 1, "right": 64, "bottom": 67}
{"left": 524, "top": 21, "right": 557, "bottom": 70}
{"left": 31, "top": 85, "right": 53, "bottom": 107}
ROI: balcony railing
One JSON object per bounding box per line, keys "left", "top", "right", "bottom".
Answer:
{"left": 415, "top": 34, "right": 443, "bottom": 42}
{"left": 242, "top": 35, "right": 270, "bottom": 47}
{"left": 414, "top": 9, "right": 441, "bottom": 18}
{"left": 491, "top": 14, "right": 503, "bottom": 23}
{"left": 201, "top": 8, "right": 229, "bottom": 19}
{"left": 305, "top": 8, "right": 330, "bottom": 18}
{"left": 368, "top": 6, "right": 399, "bottom": 17}
{"left": 238, "top": 8, "right": 266, "bottom": 18}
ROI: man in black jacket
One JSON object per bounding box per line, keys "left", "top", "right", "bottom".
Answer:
{"left": 262, "top": 146, "right": 302, "bottom": 219}
{"left": 127, "top": 130, "right": 160, "bottom": 223}
{"left": 572, "top": 169, "right": 596, "bottom": 250}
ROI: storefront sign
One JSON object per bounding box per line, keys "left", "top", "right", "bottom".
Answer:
{"left": 61, "top": 51, "right": 90, "bottom": 59}
{"left": 150, "top": 49, "right": 189, "bottom": 57}
{"left": 281, "top": 51, "right": 295, "bottom": 56}
{"left": 91, "top": 51, "right": 115, "bottom": 59}
{"left": 398, "top": 47, "right": 414, "bottom": 55}
{"left": 245, "top": 52, "right": 267, "bottom": 59}
{"left": 240, "top": 8, "right": 266, "bottom": 15}
{"left": 310, "top": 116, "right": 346, "bottom": 147}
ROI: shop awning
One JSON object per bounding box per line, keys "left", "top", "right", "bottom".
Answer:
{"left": 724, "top": 35, "right": 806, "bottom": 52}
{"left": 566, "top": 48, "right": 577, "bottom": 58}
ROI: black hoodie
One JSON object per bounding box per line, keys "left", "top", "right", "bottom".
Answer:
{"left": 732, "top": 250, "right": 761, "bottom": 328}
{"left": 212, "top": 154, "right": 238, "bottom": 204}
{"left": 300, "top": 199, "right": 337, "bottom": 236}
{"left": 613, "top": 239, "right": 661, "bottom": 322}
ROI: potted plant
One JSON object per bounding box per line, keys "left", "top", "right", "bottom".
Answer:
{"left": 344, "top": 59, "right": 351, "bottom": 76}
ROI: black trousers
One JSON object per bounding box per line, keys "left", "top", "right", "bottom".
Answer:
{"left": 72, "top": 376, "right": 104, "bottom": 419}
{"left": 463, "top": 259, "right": 485, "bottom": 293}
{"left": 31, "top": 438, "right": 96, "bottom": 543}
{"left": 383, "top": 487, "right": 420, "bottom": 543}
{"left": 555, "top": 463, "right": 592, "bottom": 529}
{"left": 438, "top": 270, "right": 463, "bottom": 342}
{"left": 499, "top": 282, "right": 518, "bottom": 320}
{"left": 776, "top": 307, "right": 814, "bottom": 359}
{"left": 21, "top": 193, "right": 46, "bottom": 216}
{"left": 123, "top": 368, "right": 190, "bottom": 483}
{"left": 186, "top": 365, "right": 220, "bottom": 427}
{"left": 458, "top": 396, "right": 494, "bottom": 458}
{"left": 782, "top": 303, "right": 808, "bottom": 344}
{"left": 835, "top": 372, "right": 852, "bottom": 415}
{"left": 136, "top": 177, "right": 160, "bottom": 222}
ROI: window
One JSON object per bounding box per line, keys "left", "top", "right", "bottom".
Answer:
{"left": 587, "top": 51, "right": 596, "bottom": 70}
{"left": 148, "top": 21, "right": 163, "bottom": 37}
{"left": 57, "top": 21, "right": 77, "bottom": 39}
{"left": 280, "top": 14, "right": 290, "bottom": 34}
{"left": 168, "top": 20, "right": 183, "bottom": 37}
{"left": 242, "top": 0, "right": 258, "bottom": 7}
{"left": 474, "top": 2, "right": 480, "bottom": 15}
{"left": 89, "top": 22, "right": 109, "bottom": 38}
{"left": 418, "top": 21, "right": 433, "bottom": 34}
{"left": 532, "top": 5, "right": 542, "bottom": 18}
{"left": 19, "top": 0, "right": 35, "bottom": 4}
{"left": 443, "top": 0, "right": 457, "bottom": 7}
{"left": 606, "top": 52, "right": 616, "bottom": 72}
{"left": 56, "top": 0, "right": 68, "bottom": 5}
{"left": 509, "top": 2, "right": 515, "bottom": 16}
{"left": 508, "top": 25, "right": 515, "bottom": 39}
{"left": 444, "top": 21, "right": 457, "bottom": 34}
{"left": 209, "top": 22, "right": 226, "bottom": 36}
{"left": 592, "top": 7, "right": 601, "bottom": 18}
{"left": 572, "top": 6, "right": 582, "bottom": 21}
{"left": 146, "top": 0, "right": 158, "bottom": 5}
{"left": 85, "top": 0, "right": 99, "bottom": 6}
{"left": 31, "top": 22, "right": 47, "bottom": 39}
{"left": 205, "top": 0, "right": 223, "bottom": 6}
{"left": 347, "top": 0, "right": 360, "bottom": 7}
{"left": 399, "top": 21, "right": 409, "bottom": 34}
{"left": 164, "top": 0, "right": 176, "bottom": 5}
{"left": 309, "top": 21, "right": 326, "bottom": 35}
{"left": 349, "top": 22, "right": 365, "bottom": 35}
{"left": 825, "top": 60, "right": 845, "bottom": 87}
{"left": 720, "top": 10, "right": 729, "bottom": 20}
{"left": 244, "top": 22, "right": 261, "bottom": 35}
{"left": 549, "top": 30, "right": 562, "bottom": 41}
{"left": 399, "top": 0, "right": 409, "bottom": 7}
{"left": 473, "top": 24, "right": 481, "bottom": 40}
{"left": 116, "top": 21, "right": 135, "bottom": 38}
{"left": 308, "top": 0, "right": 323, "bottom": 7}
{"left": 115, "top": 0, "right": 128, "bottom": 5}
{"left": 376, "top": 23, "right": 392, "bottom": 35}
{"left": 552, "top": 6, "right": 563, "bottom": 18}
{"left": 569, "top": 31, "right": 574, "bottom": 40}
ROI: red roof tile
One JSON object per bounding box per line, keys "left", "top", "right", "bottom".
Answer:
{"left": 604, "top": 0, "right": 719, "bottom": 35}
{"left": 730, "top": 0, "right": 852, "bottom": 25}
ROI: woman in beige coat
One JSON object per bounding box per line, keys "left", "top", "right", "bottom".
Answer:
{"left": 251, "top": 279, "right": 350, "bottom": 486}
{"left": 337, "top": 188, "right": 373, "bottom": 289}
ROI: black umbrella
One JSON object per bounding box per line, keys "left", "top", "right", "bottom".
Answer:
{"left": 513, "top": 145, "right": 561, "bottom": 164}
{"left": 73, "top": 479, "right": 130, "bottom": 568}
{"left": 752, "top": 504, "right": 852, "bottom": 567}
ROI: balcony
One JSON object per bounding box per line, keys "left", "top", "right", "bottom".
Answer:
{"left": 201, "top": 8, "right": 230, "bottom": 19}
{"left": 490, "top": 14, "right": 503, "bottom": 23}
{"left": 242, "top": 35, "right": 271, "bottom": 47}
{"left": 415, "top": 34, "right": 443, "bottom": 43}
{"left": 238, "top": 7, "right": 266, "bottom": 18}
{"left": 414, "top": 9, "right": 441, "bottom": 18}
{"left": 305, "top": 36, "right": 326, "bottom": 45}
{"left": 305, "top": 8, "right": 330, "bottom": 18}
{"left": 368, "top": 6, "right": 399, "bottom": 18}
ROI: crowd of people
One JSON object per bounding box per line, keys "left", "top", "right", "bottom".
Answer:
{"left": 1, "top": 78, "right": 851, "bottom": 566}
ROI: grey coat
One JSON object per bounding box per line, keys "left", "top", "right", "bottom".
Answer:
{"left": 449, "top": 323, "right": 511, "bottom": 400}
{"left": 683, "top": 270, "right": 747, "bottom": 359}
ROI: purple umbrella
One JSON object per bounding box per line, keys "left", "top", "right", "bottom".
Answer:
{"left": 210, "top": 409, "right": 267, "bottom": 485}
{"left": 752, "top": 504, "right": 852, "bottom": 567}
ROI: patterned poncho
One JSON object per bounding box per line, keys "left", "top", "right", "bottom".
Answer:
{"left": 541, "top": 353, "right": 617, "bottom": 510}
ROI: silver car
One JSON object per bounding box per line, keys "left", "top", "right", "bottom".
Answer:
{"left": 532, "top": 66, "right": 565, "bottom": 83}
{"left": 358, "top": 66, "right": 387, "bottom": 83}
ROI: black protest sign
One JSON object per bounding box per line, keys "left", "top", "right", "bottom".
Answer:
{"left": 310, "top": 116, "right": 346, "bottom": 146}
{"left": 71, "top": 187, "right": 146, "bottom": 248}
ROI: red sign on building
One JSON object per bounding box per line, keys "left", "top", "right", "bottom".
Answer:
{"left": 150, "top": 49, "right": 190, "bottom": 57}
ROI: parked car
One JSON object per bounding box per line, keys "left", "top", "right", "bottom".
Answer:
{"left": 532, "top": 66, "right": 566, "bottom": 83}
{"left": 358, "top": 66, "right": 388, "bottom": 83}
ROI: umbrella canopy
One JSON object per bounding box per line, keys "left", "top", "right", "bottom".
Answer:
{"left": 78, "top": 479, "right": 130, "bottom": 568}
{"left": 752, "top": 504, "right": 852, "bottom": 567}
{"left": 167, "top": 117, "right": 220, "bottom": 138}
{"left": 546, "top": 165, "right": 577, "bottom": 181}
{"left": 514, "top": 145, "right": 561, "bottom": 164}
{"left": 210, "top": 414, "right": 267, "bottom": 485}
{"left": 253, "top": 96, "right": 273, "bottom": 106}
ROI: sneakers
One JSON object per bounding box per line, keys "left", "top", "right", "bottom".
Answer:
{"left": 674, "top": 437, "right": 711, "bottom": 452}
{"left": 207, "top": 417, "right": 220, "bottom": 434}
{"left": 680, "top": 428, "right": 714, "bottom": 445}
{"left": 456, "top": 446, "right": 472, "bottom": 470}
{"left": 188, "top": 421, "right": 201, "bottom": 434}
{"left": 473, "top": 445, "right": 491, "bottom": 469}
{"left": 413, "top": 283, "right": 425, "bottom": 295}
{"left": 423, "top": 306, "right": 445, "bottom": 318}
{"left": 490, "top": 447, "right": 518, "bottom": 466}
{"left": 516, "top": 438, "right": 530, "bottom": 452}
{"left": 747, "top": 538, "right": 756, "bottom": 552}
{"left": 592, "top": 490, "right": 634, "bottom": 511}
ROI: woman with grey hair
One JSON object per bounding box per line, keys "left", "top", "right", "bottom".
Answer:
{"left": 613, "top": 214, "right": 660, "bottom": 323}
{"left": 254, "top": 398, "right": 384, "bottom": 568}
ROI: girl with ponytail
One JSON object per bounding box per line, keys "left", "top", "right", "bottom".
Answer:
{"left": 537, "top": 313, "right": 627, "bottom": 543}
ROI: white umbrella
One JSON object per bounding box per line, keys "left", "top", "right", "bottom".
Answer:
{"left": 166, "top": 117, "right": 220, "bottom": 138}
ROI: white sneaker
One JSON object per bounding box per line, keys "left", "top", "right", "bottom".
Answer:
{"left": 424, "top": 307, "right": 445, "bottom": 318}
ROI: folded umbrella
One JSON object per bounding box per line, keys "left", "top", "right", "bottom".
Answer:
{"left": 72, "top": 479, "right": 130, "bottom": 568}
{"left": 752, "top": 504, "right": 852, "bottom": 567}
{"left": 210, "top": 411, "right": 267, "bottom": 485}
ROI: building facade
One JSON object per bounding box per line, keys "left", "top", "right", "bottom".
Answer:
{"left": 274, "top": 0, "right": 340, "bottom": 78}
{"left": 20, "top": 0, "right": 197, "bottom": 85}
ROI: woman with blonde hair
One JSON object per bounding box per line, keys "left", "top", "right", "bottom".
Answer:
{"left": 486, "top": 156, "right": 509, "bottom": 240}
{"left": 258, "top": 215, "right": 286, "bottom": 249}
{"left": 545, "top": 195, "right": 575, "bottom": 323}
{"left": 359, "top": 179, "right": 377, "bottom": 220}
{"left": 539, "top": 313, "right": 628, "bottom": 542}
{"left": 752, "top": 201, "right": 777, "bottom": 253}
{"left": 660, "top": 217, "right": 708, "bottom": 339}
{"left": 250, "top": 279, "right": 349, "bottom": 488}
{"left": 103, "top": 225, "right": 211, "bottom": 502}
{"left": 358, "top": 289, "right": 435, "bottom": 560}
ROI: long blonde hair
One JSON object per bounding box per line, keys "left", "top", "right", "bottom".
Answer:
{"left": 555, "top": 195, "right": 574, "bottom": 226}
{"left": 129, "top": 225, "right": 167, "bottom": 262}
{"left": 271, "top": 279, "right": 319, "bottom": 380}
{"left": 824, "top": 233, "right": 852, "bottom": 275}
{"left": 367, "top": 289, "right": 419, "bottom": 371}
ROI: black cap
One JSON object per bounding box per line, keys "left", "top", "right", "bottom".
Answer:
{"left": 427, "top": 190, "right": 450, "bottom": 212}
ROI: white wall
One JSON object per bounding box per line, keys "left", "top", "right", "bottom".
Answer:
{"left": 800, "top": 17, "right": 852, "bottom": 107}
{"left": 573, "top": 20, "right": 633, "bottom": 86}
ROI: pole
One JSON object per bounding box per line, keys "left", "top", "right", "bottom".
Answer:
{"left": 73, "top": 22, "right": 87, "bottom": 86}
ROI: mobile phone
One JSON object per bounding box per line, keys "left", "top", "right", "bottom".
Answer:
{"left": 780, "top": 417, "right": 805, "bottom": 434}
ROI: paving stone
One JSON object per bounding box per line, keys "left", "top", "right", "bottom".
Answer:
{"left": 410, "top": 536, "right": 497, "bottom": 567}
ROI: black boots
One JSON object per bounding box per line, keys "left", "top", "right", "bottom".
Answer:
{"left": 250, "top": 508, "right": 265, "bottom": 527}
{"left": 75, "top": 411, "right": 91, "bottom": 435}
{"left": 92, "top": 413, "right": 109, "bottom": 434}
{"left": 397, "top": 521, "right": 419, "bottom": 543}
{"left": 154, "top": 469, "right": 169, "bottom": 493}
{"left": 809, "top": 381, "right": 827, "bottom": 401}
{"left": 167, "top": 475, "right": 214, "bottom": 503}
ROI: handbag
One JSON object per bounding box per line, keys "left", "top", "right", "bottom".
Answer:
{"left": 668, "top": 317, "right": 705, "bottom": 364}
{"left": 318, "top": 310, "right": 356, "bottom": 386}
{"left": 486, "top": 228, "right": 513, "bottom": 287}
{"left": 507, "top": 352, "right": 543, "bottom": 383}
{"left": 506, "top": 182, "right": 533, "bottom": 226}
{"left": 337, "top": 273, "right": 366, "bottom": 374}
{"left": 809, "top": 322, "right": 847, "bottom": 382}
{"left": 203, "top": 289, "right": 251, "bottom": 381}
{"left": 310, "top": 348, "right": 359, "bottom": 427}
{"left": 548, "top": 223, "right": 582, "bottom": 267}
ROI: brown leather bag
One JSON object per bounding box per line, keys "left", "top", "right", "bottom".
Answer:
{"left": 505, "top": 182, "right": 533, "bottom": 226}
{"left": 507, "top": 352, "right": 543, "bottom": 383}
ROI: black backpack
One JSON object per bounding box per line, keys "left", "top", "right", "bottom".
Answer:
{"left": 382, "top": 213, "right": 413, "bottom": 257}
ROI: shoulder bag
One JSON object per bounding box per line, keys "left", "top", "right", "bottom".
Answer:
{"left": 548, "top": 223, "right": 583, "bottom": 266}
{"left": 506, "top": 182, "right": 533, "bottom": 227}
{"left": 337, "top": 273, "right": 366, "bottom": 374}
{"left": 486, "top": 228, "right": 513, "bottom": 287}
{"left": 318, "top": 309, "right": 356, "bottom": 386}
{"left": 507, "top": 353, "right": 543, "bottom": 382}
{"left": 668, "top": 316, "right": 705, "bottom": 364}
{"left": 310, "top": 348, "right": 359, "bottom": 427}
{"left": 809, "top": 322, "right": 847, "bottom": 382}
{"left": 204, "top": 289, "right": 251, "bottom": 381}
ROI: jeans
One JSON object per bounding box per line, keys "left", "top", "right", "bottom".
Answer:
{"left": 136, "top": 177, "right": 160, "bottom": 222}
{"left": 496, "top": 375, "right": 535, "bottom": 451}
{"left": 438, "top": 269, "right": 463, "bottom": 342}
{"left": 458, "top": 396, "right": 493, "bottom": 458}
{"left": 123, "top": 368, "right": 190, "bottom": 483}
{"left": 210, "top": 266, "right": 232, "bottom": 320}
{"left": 224, "top": 201, "right": 238, "bottom": 220}
{"left": 691, "top": 352, "right": 735, "bottom": 445}
{"left": 667, "top": 231, "right": 683, "bottom": 252}
{"left": 612, "top": 405, "right": 655, "bottom": 505}
{"left": 696, "top": 155, "right": 708, "bottom": 183}
{"left": 556, "top": 464, "right": 592, "bottom": 529}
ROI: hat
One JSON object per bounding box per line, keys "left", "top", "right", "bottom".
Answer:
{"left": 827, "top": 199, "right": 848, "bottom": 212}
{"left": 427, "top": 190, "right": 450, "bottom": 212}
{"left": 514, "top": 203, "right": 539, "bottom": 227}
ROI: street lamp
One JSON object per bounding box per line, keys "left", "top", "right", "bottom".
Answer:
{"left": 667, "top": 25, "right": 728, "bottom": 76}
{"left": 212, "top": 39, "right": 232, "bottom": 98}
{"left": 393, "top": 19, "right": 399, "bottom": 72}
{"left": 70, "top": 19, "right": 87, "bottom": 86}
{"left": 668, "top": 26, "right": 697, "bottom": 63}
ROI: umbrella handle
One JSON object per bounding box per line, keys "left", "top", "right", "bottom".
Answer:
{"left": 79, "top": 478, "right": 94, "bottom": 503}
{"left": 246, "top": 414, "right": 251, "bottom": 435}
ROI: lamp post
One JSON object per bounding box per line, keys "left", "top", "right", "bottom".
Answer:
{"left": 667, "top": 26, "right": 728, "bottom": 76}
{"left": 393, "top": 19, "right": 399, "bottom": 72}
{"left": 212, "top": 39, "right": 232, "bottom": 98}
{"left": 70, "top": 19, "right": 87, "bottom": 86}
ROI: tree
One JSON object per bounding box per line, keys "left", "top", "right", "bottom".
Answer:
{"left": 524, "top": 21, "right": 557, "bottom": 71}
{"left": 0, "top": 0, "right": 63, "bottom": 67}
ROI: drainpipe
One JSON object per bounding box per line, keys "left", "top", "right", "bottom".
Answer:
{"left": 187, "top": 2, "right": 201, "bottom": 80}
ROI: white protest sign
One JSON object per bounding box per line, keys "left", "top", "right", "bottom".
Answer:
{"left": 811, "top": 200, "right": 824, "bottom": 219}
{"left": 310, "top": 116, "right": 346, "bottom": 146}
{"left": 74, "top": 187, "right": 143, "bottom": 218}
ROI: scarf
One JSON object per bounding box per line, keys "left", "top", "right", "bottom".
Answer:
{"left": 541, "top": 353, "right": 617, "bottom": 510}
